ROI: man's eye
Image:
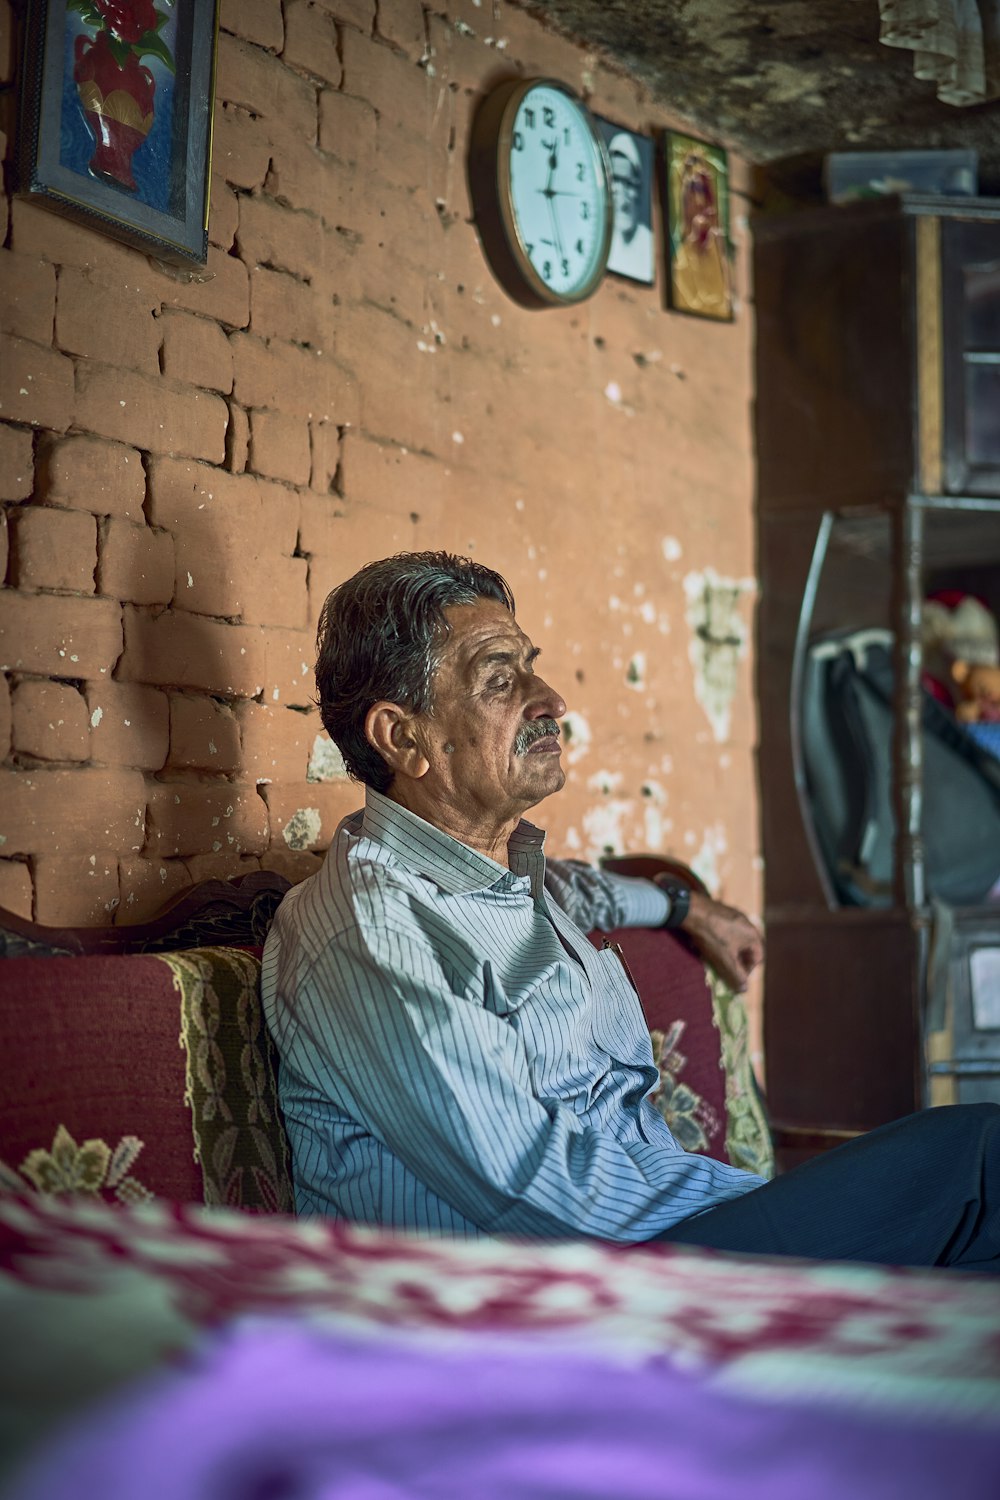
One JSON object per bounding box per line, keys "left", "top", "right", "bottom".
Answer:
{"left": 488, "top": 676, "right": 513, "bottom": 692}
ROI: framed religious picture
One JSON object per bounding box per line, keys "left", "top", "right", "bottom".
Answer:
{"left": 663, "top": 131, "right": 733, "bottom": 321}
{"left": 16, "top": 0, "right": 219, "bottom": 266}
{"left": 594, "top": 118, "right": 655, "bottom": 286}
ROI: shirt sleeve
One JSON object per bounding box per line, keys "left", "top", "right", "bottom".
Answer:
{"left": 543, "top": 859, "right": 671, "bottom": 931}
{"left": 270, "top": 912, "right": 757, "bottom": 1243}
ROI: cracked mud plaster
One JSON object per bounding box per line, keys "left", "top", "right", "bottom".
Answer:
{"left": 684, "top": 569, "right": 754, "bottom": 743}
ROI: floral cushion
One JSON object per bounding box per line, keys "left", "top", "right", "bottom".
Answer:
{"left": 596, "top": 926, "right": 774, "bottom": 1179}
{"left": 0, "top": 948, "right": 293, "bottom": 1212}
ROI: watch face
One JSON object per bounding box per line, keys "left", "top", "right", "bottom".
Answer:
{"left": 501, "top": 83, "right": 611, "bottom": 304}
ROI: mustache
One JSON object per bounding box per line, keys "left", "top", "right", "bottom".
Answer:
{"left": 513, "top": 719, "right": 561, "bottom": 755}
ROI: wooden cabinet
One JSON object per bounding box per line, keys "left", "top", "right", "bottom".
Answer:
{"left": 753, "top": 197, "right": 1000, "bottom": 1166}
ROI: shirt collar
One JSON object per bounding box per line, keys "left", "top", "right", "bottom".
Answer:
{"left": 361, "top": 788, "right": 547, "bottom": 896}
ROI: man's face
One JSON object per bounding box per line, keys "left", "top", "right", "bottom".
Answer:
{"left": 413, "top": 597, "right": 567, "bottom": 828}
{"left": 611, "top": 154, "right": 641, "bottom": 240}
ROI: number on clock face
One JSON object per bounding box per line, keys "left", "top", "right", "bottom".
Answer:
{"left": 506, "top": 85, "right": 609, "bottom": 299}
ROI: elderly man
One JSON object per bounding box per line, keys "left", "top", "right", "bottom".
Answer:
{"left": 262, "top": 552, "right": 1000, "bottom": 1269}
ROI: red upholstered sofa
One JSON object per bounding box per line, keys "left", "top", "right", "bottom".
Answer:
{"left": 0, "top": 859, "right": 773, "bottom": 1211}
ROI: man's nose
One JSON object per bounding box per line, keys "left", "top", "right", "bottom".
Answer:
{"left": 525, "top": 678, "right": 566, "bottom": 721}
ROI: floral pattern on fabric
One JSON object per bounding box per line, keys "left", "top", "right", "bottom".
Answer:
{"left": 0, "top": 1125, "right": 153, "bottom": 1204}
{"left": 648, "top": 1022, "right": 722, "bottom": 1153}
{"left": 158, "top": 949, "right": 294, "bottom": 1215}
{"left": 708, "top": 976, "right": 775, "bottom": 1179}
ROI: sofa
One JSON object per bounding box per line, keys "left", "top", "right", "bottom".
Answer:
{"left": 0, "top": 855, "right": 773, "bottom": 1212}
{"left": 3, "top": 864, "right": 1000, "bottom": 1500}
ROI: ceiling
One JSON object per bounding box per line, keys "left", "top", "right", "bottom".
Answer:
{"left": 520, "top": 0, "right": 1000, "bottom": 196}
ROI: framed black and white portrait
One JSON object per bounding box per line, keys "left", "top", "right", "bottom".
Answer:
{"left": 595, "top": 119, "right": 655, "bottom": 286}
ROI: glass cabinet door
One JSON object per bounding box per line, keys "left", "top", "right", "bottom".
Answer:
{"left": 942, "top": 219, "right": 1000, "bottom": 495}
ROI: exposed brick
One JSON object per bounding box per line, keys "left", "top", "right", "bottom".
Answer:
{"left": 317, "top": 89, "right": 376, "bottom": 172}
{"left": 215, "top": 32, "right": 317, "bottom": 141}
{"left": 249, "top": 408, "right": 312, "bottom": 486}
{"left": 376, "top": 0, "right": 426, "bottom": 58}
{"left": 264, "top": 130, "right": 345, "bottom": 223}
{"left": 297, "top": 490, "right": 345, "bottom": 552}
{"left": 0, "top": 252, "right": 56, "bottom": 343}
{"left": 237, "top": 700, "right": 315, "bottom": 781}
{"left": 249, "top": 265, "right": 332, "bottom": 347}
{"left": 283, "top": 1, "right": 342, "bottom": 84}
{"left": 213, "top": 102, "right": 272, "bottom": 192}
{"left": 0, "top": 423, "right": 33, "bottom": 501}
{"left": 260, "top": 627, "right": 315, "bottom": 706}
{"left": 208, "top": 176, "right": 240, "bottom": 250}
{"left": 336, "top": 430, "right": 451, "bottom": 520}
{"left": 309, "top": 419, "right": 340, "bottom": 492}
{"left": 55, "top": 267, "right": 160, "bottom": 374}
{"left": 183, "top": 851, "right": 262, "bottom": 883}
{"left": 0, "top": 593, "right": 122, "bottom": 679}
{"left": 116, "top": 856, "right": 190, "bottom": 922}
{"left": 86, "top": 680, "right": 169, "bottom": 770}
{"left": 337, "top": 304, "right": 443, "bottom": 451}
{"left": 220, "top": 0, "right": 283, "bottom": 49}
{"left": 145, "top": 780, "right": 269, "bottom": 857}
{"left": 36, "top": 434, "right": 146, "bottom": 520}
{"left": 97, "top": 518, "right": 174, "bottom": 605}
{"left": 231, "top": 333, "right": 359, "bottom": 424}
{"left": 0, "top": 334, "right": 75, "bottom": 432}
{"left": 340, "top": 27, "right": 431, "bottom": 127}
{"left": 173, "top": 527, "right": 308, "bottom": 627}
{"left": 0, "top": 859, "right": 33, "bottom": 918}
{"left": 147, "top": 245, "right": 250, "bottom": 330}
{"left": 11, "top": 680, "right": 90, "bottom": 762}
{"left": 0, "top": 670, "right": 9, "bottom": 757}
{"left": 258, "top": 846, "right": 322, "bottom": 884}
{"left": 0, "top": 766, "right": 145, "bottom": 855}
{"left": 168, "top": 694, "right": 242, "bottom": 773}
{"left": 74, "top": 363, "right": 228, "bottom": 464}
{"left": 118, "top": 607, "right": 266, "bottom": 696}
{"left": 33, "top": 853, "right": 120, "bottom": 925}
{"left": 260, "top": 781, "right": 356, "bottom": 850}
{"left": 237, "top": 195, "right": 325, "bottom": 282}
{"left": 159, "top": 310, "right": 234, "bottom": 393}
{"left": 9, "top": 507, "right": 98, "bottom": 593}
{"left": 424, "top": 12, "right": 490, "bottom": 91}
{"left": 147, "top": 456, "right": 299, "bottom": 554}
{"left": 312, "top": 0, "right": 374, "bottom": 33}
{"left": 9, "top": 199, "right": 149, "bottom": 282}
{"left": 226, "top": 400, "right": 250, "bottom": 472}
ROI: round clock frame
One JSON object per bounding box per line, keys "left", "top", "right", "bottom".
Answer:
{"left": 468, "top": 77, "right": 614, "bottom": 310}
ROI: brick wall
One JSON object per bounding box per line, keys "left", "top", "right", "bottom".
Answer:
{"left": 0, "top": 0, "right": 761, "bottom": 1044}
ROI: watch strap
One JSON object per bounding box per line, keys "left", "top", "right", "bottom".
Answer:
{"left": 654, "top": 878, "right": 691, "bottom": 930}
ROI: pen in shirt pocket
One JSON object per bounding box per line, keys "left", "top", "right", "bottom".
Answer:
{"left": 601, "top": 938, "right": 640, "bottom": 997}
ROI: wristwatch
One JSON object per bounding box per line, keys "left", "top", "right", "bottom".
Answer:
{"left": 654, "top": 877, "right": 691, "bottom": 930}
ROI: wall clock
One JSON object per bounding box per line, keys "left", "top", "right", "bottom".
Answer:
{"left": 468, "top": 78, "right": 614, "bottom": 309}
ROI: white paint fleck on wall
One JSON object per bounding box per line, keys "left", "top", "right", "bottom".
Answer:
{"left": 640, "top": 779, "right": 669, "bottom": 849}
{"left": 683, "top": 567, "right": 755, "bottom": 743}
{"left": 690, "top": 822, "right": 729, "bottom": 894}
{"left": 661, "top": 536, "right": 682, "bottom": 563}
{"left": 582, "top": 799, "right": 633, "bottom": 860}
{"left": 587, "top": 769, "right": 623, "bottom": 796}
{"left": 283, "top": 807, "right": 321, "bottom": 849}
{"left": 307, "top": 734, "right": 347, "bottom": 782}
{"left": 90, "top": 707, "right": 103, "bottom": 728}
{"left": 560, "top": 711, "right": 591, "bottom": 765}
{"left": 625, "top": 651, "right": 645, "bottom": 690}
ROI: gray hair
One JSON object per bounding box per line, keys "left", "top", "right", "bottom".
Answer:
{"left": 315, "top": 551, "right": 516, "bottom": 792}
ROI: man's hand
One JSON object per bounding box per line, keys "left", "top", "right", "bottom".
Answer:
{"left": 680, "top": 891, "right": 763, "bottom": 993}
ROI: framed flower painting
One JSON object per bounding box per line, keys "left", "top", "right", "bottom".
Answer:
{"left": 17, "top": 0, "right": 219, "bottom": 265}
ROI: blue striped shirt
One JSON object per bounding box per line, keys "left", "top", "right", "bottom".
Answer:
{"left": 261, "top": 790, "right": 763, "bottom": 1240}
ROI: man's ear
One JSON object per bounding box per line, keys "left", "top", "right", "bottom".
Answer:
{"left": 365, "top": 702, "right": 430, "bottom": 781}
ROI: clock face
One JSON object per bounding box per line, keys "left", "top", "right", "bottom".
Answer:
{"left": 499, "top": 83, "right": 612, "bottom": 304}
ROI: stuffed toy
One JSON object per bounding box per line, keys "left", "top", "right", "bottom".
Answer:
{"left": 951, "top": 660, "right": 1000, "bottom": 724}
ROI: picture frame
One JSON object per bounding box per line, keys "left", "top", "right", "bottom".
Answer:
{"left": 663, "top": 130, "right": 733, "bottom": 322}
{"left": 594, "top": 117, "right": 655, "bottom": 287}
{"left": 16, "top": 0, "right": 219, "bottom": 266}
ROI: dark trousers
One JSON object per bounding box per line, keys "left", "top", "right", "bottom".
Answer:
{"left": 656, "top": 1103, "right": 1000, "bottom": 1272}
